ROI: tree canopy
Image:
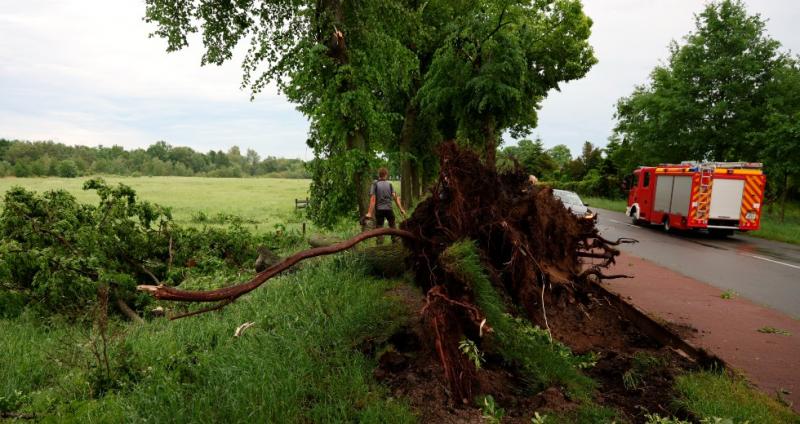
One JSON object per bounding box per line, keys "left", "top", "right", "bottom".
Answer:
{"left": 615, "top": 0, "right": 785, "bottom": 163}
{"left": 143, "top": 0, "right": 597, "bottom": 227}
{"left": 613, "top": 0, "right": 800, "bottom": 210}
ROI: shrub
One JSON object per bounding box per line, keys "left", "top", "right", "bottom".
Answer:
{"left": 0, "top": 178, "right": 296, "bottom": 318}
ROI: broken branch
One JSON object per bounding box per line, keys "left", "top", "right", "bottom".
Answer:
{"left": 137, "top": 227, "right": 417, "bottom": 306}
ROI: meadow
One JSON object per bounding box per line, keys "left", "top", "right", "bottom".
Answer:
{"left": 0, "top": 176, "right": 312, "bottom": 232}
{"left": 1, "top": 177, "right": 796, "bottom": 423}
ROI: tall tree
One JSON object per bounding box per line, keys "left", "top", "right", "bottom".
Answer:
{"left": 763, "top": 59, "right": 800, "bottom": 220}
{"left": 144, "top": 0, "right": 418, "bottom": 226}
{"left": 547, "top": 144, "right": 572, "bottom": 171}
{"left": 498, "top": 138, "right": 556, "bottom": 178}
{"left": 418, "top": 0, "right": 596, "bottom": 167}
{"left": 614, "top": 0, "right": 785, "bottom": 164}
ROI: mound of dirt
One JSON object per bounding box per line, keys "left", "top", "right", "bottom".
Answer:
{"left": 376, "top": 283, "right": 699, "bottom": 423}
{"left": 398, "top": 141, "right": 633, "bottom": 400}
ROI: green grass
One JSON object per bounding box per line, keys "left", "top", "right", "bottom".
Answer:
{"left": 582, "top": 196, "right": 626, "bottom": 213}
{"left": 674, "top": 370, "right": 799, "bottom": 424}
{"left": 750, "top": 202, "right": 800, "bottom": 244}
{"left": 0, "top": 176, "right": 312, "bottom": 233}
{"left": 0, "top": 256, "right": 416, "bottom": 422}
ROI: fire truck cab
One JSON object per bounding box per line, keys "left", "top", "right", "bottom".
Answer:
{"left": 626, "top": 162, "right": 766, "bottom": 235}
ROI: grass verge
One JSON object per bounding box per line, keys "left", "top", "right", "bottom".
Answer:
{"left": 750, "top": 201, "right": 800, "bottom": 244}
{"left": 0, "top": 255, "right": 415, "bottom": 422}
{"left": 674, "top": 370, "right": 799, "bottom": 424}
{"left": 582, "top": 196, "right": 626, "bottom": 213}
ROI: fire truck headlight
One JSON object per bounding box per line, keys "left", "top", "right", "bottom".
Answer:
{"left": 746, "top": 211, "right": 756, "bottom": 221}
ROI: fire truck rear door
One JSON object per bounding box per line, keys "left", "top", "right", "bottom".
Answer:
{"left": 709, "top": 179, "right": 745, "bottom": 219}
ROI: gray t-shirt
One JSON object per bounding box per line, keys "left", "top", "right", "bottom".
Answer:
{"left": 370, "top": 180, "right": 394, "bottom": 211}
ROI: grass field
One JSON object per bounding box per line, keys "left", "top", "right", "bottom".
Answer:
{"left": 0, "top": 176, "right": 312, "bottom": 233}
{"left": 1, "top": 177, "right": 797, "bottom": 422}
{"left": 583, "top": 196, "right": 800, "bottom": 245}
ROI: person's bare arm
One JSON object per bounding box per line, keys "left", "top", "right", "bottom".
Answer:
{"left": 366, "top": 195, "right": 376, "bottom": 218}
{"left": 393, "top": 193, "right": 406, "bottom": 217}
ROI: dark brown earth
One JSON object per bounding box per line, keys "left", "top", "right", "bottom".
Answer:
{"left": 376, "top": 283, "right": 701, "bottom": 423}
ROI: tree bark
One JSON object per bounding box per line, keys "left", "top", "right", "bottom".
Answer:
{"left": 115, "top": 297, "right": 144, "bottom": 323}
{"left": 348, "top": 130, "right": 371, "bottom": 217}
{"left": 400, "top": 104, "right": 417, "bottom": 209}
{"left": 137, "top": 227, "right": 417, "bottom": 310}
{"left": 410, "top": 160, "right": 421, "bottom": 201}
{"left": 483, "top": 116, "right": 497, "bottom": 169}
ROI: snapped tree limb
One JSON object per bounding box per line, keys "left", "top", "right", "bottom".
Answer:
{"left": 137, "top": 227, "right": 417, "bottom": 308}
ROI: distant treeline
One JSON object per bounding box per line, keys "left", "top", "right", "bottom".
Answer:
{"left": 0, "top": 139, "right": 310, "bottom": 178}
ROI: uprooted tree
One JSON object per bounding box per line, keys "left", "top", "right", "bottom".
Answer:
{"left": 138, "top": 141, "right": 634, "bottom": 401}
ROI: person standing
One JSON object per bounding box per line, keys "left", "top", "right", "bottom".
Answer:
{"left": 365, "top": 167, "right": 406, "bottom": 244}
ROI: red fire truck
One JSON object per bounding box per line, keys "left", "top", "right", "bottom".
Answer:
{"left": 626, "top": 162, "right": 766, "bottom": 235}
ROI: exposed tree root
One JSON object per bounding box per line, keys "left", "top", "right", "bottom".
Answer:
{"left": 397, "top": 141, "right": 632, "bottom": 400}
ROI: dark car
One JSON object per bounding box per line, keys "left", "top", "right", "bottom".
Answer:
{"left": 552, "top": 189, "right": 596, "bottom": 220}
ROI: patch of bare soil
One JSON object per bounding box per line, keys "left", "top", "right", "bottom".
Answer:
{"left": 376, "top": 285, "right": 572, "bottom": 423}
{"left": 375, "top": 283, "right": 700, "bottom": 423}
{"left": 540, "top": 286, "right": 698, "bottom": 422}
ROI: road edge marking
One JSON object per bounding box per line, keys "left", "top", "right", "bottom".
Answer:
{"left": 745, "top": 254, "right": 800, "bottom": 271}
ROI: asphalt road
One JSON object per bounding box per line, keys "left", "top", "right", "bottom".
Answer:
{"left": 593, "top": 207, "right": 800, "bottom": 317}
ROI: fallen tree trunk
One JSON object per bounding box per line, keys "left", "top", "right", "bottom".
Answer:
{"left": 137, "top": 141, "right": 636, "bottom": 403}
{"left": 137, "top": 227, "right": 416, "bottom": 306}
{"left": 308, "top": 234, "right": 344, "bottom": 248}
{"left": 357, "top": 243, "right": 411, "bottom": 277}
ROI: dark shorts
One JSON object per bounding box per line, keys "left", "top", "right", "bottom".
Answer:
{"left": 375, "top": 209, "right": 395, "bottom": 229}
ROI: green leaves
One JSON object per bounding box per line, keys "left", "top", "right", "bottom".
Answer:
{"left": 142, "top": 0, "right": 597, "bottom": 224}
{"left": 615, "top": 0, "right": 786, "bottom": 164}
{"left": 0, "top": 179, "right": 299, "bottom": 317}
{"left": 420, "top": 0, "right": 596, "bottom": 143}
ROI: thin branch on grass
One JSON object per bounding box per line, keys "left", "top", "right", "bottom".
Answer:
{"left": 114, "top": 294, "right": 144, "bottom": 323}
{"left": 170, "top": 299, "right": 235, "bottom": 320}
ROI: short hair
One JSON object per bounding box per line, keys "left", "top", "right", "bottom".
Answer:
{"left": 378, "top": 167, "right": 389, "bottom": 179}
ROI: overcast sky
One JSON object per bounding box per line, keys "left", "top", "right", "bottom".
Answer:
{"left": 1, "top": 1, "right": 799, "bottom": 160}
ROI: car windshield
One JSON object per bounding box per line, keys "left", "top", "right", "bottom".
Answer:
{"left": 553, "top": 190, "right": 583, "bottom": 206}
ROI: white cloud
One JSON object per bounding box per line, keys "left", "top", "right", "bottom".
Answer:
{"left": 0, "top": 0, "right": 310, "bottom": 158}
{"left": 1, "top": 0, "right": 799, "bottom": 160}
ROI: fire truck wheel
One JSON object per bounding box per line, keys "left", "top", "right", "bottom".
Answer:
{"left": 629, "top": 207, "right": 641, "bottom": 225}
